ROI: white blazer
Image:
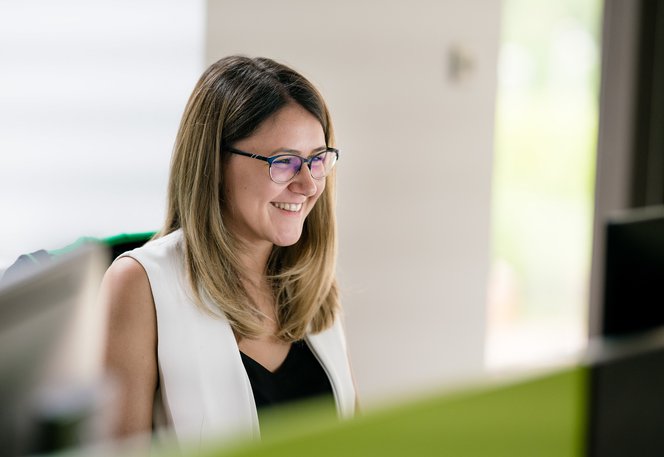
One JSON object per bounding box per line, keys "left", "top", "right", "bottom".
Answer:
{"left": 120, "top": 230, "right": 355, "bottom": 448}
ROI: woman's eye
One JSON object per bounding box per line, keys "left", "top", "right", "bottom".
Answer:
{"left": 274, "top": 157, "right": 294, "bottom": 165}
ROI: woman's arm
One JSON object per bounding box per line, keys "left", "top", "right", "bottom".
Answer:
{"left": 100, "top": 257, "right": 158, "bottom": 438}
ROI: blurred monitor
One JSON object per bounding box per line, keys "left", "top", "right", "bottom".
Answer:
{"left": 600, "top": 205, "right": 664, "bottom": 336}
{"left": 0, "top": 243, "right": 109, "bottom": 456}
{"left": 588, "top": 206, "right": 664, "bottom": 457}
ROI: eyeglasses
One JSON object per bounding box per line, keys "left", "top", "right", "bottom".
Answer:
{"left": 226, "top": 147, "right": 339, "bottom": 184}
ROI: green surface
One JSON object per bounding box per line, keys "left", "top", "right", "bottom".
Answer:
{"left": 101, "top": 231, "right": 156, "bottom": 247}
{"left": 197, "top": 367, "right": 587, "bottom": 457}
{"left": 47, "top": 231, "right": 155, "bottom": 257}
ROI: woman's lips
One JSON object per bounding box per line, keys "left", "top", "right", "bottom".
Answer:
{"left": 271, "top": 202, "right": 303, "bottom": 212}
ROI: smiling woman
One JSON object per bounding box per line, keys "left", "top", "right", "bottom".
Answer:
{"left": 98, "top": 56, "right": 356, "bottom": 449}
{"left": 223, "top": 104, "right": 329, "bottom": 249}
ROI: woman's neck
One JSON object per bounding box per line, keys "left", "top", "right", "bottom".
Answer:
{"left": 236, "top": 242, "right": 276, "bottom": 317}
{"left": 236, "top": 242, "right": 271, "bottom": 281}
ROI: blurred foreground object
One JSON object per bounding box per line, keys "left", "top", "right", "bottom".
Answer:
{"left": 586, "top": 205, "right": 664, "bottom": 456}
{"left": 186, "top": 330, "right": 664, "bottom": 457}
{"left": 0, "top": 242, "right": 110, "bottom": 456}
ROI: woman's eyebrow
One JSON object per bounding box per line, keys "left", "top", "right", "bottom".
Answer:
{"left": 269, "top": 145, "right": 327, "bottom": 156}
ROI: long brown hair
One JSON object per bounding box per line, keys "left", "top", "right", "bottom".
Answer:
{"left": 159, "top": 56, "right": 339, "bottom": 341}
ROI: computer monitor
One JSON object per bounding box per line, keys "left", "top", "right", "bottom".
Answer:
{"left": 587, "top": 206, "right": 664, "bottom": 457}
{"left": 600, "top": 205, "right": 664, "bottom": 336}
{"left": 0, "top": 243, "right": 109, "bottom": 456}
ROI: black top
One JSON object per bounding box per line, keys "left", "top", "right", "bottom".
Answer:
{"left": 240, "top": 340, "right": 334, "bottom": 418}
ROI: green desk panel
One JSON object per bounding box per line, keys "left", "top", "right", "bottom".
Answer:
{"left": 194, "top": 367, "right": 587, "bottom": 457}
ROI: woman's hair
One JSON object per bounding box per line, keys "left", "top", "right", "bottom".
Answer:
{"left": 159, "top": 55, "right": 339, "bottom": 341}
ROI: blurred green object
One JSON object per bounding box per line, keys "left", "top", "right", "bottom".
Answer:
{"left": 194, "top": 368, "right": 586, "bottom": 457}
{"left": 49, "top": 232, "right": 156, "bottom": 259}
{"left": 1, "top": 232, "right": 155, "bottom": 285}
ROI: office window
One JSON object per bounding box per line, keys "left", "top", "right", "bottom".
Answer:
{"left": 487, "top": 0, "right": 603, "bottom": 369}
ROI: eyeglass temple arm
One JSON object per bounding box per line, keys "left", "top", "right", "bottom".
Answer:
{"left": 226, "top": 147, "right": 270, "bottom": 162}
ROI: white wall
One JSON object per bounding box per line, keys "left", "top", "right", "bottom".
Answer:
{"left": 0, "top": 0, "right": 205, "bottom": 267}
{"left": 207, "top": 0, "right": 501, "bottom": 405}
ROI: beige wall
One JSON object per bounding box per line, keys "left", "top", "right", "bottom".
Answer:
{"left": 207, "top": 0, "right": 501, "bottom": 405}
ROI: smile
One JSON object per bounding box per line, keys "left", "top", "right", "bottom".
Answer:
{"left": 271, "top": 202, "right": 303, "bottom": 212}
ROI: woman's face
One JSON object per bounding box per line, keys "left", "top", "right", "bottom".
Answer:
{"left": 223, "top": 103, "right": 327, "bottom": 251}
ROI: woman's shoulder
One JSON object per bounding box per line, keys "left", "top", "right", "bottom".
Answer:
{"left": 101, "top": 256, "right": 153, "bottom": 309}
{"left": 111, "top": 229, "right": 190, "bottom": 309}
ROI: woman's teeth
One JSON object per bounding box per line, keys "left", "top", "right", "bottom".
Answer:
{"left": 271, "top": 202, "right": 302, "bottom": 212}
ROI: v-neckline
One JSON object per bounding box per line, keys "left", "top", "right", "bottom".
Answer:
{"left": 240, "top": 343, "right": 296, "bottom": 375}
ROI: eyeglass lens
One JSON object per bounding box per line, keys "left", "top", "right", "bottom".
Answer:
{"left": 269, "top": 150, "right": 337, "bottom": 183}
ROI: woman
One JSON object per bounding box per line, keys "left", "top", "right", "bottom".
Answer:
{"left": 100, "top": 56, "right": 356, "bottom": 448}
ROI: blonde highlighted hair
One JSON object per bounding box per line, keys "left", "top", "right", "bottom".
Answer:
{"left": 158, "top": 56, "right": 339, "bottom": 341}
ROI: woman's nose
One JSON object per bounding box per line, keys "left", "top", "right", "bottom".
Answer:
{"left": 289, "top": 165, "right": 318, "bottom": 197}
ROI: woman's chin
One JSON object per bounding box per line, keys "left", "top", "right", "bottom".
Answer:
{"left": 272, "top": 230, "right": 303, "bottom": 247}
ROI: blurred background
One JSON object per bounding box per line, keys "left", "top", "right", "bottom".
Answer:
{"left": 487, "top": 0, "right": 601, "bottom": 369}
{"left": 0, "top": 0, "right": 603, "bottom": 408}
